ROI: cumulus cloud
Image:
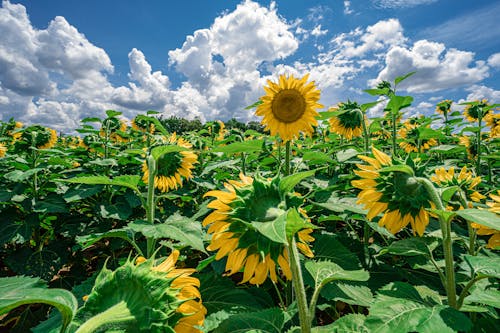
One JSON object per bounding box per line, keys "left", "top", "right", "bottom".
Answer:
{"left": 462, "top": 85, "right": 500, "bottom": 102}
{"left": 373, "top": 40, "right": 489, "bottom": 93}
{"left": 488, "top": 53, "right": 500, "bottom": 69}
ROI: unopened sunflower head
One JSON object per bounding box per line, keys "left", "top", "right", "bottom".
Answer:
{"left": 142, "top": 133, "right": 198, "bottom": 193}
{"left": 463, "top": 99, "right": 491, "bottom": 123}
{"left": 431, "top": 166, "right": 485, "bottom": 208}
{"left": 76, "top": 253, "right": 205, "bottom": 332}
{"left": 255, "top": 73, "right": 324, "bottom": 142}
{"left": 436, "top": 100, "right": 452, "bottom": 115}
{"left": 398, "top": 119, "right": 437, "bottom": 153}
{"left": 352, "top": 147, "right": 433, "bottom": 236}
{"left": 18, "top": 125, "right": 58, "bottom": 149}
{"left": 484, "top": 113, "right": 500, "bottom": 138}
{"left": 203, "top": 173, "right": 315, "bottom": 285}
{"left": 471, "top": 191, "right": 500, "bottom": 250}
{"left": 328, "top": 101, "right": 365, "bottom": 140}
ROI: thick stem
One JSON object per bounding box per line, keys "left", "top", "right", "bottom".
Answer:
{"left": 476, "top": 117, "right": 482, "bottom": 175}
{"left": 75, "top": 301, "right": 135, "bottom": 333}
{"left": 146, "top": 155, "right": 157, "bottom": 258}
{"left": 391, "top": 112, "right": 397, "bottom": 156}
{"left": 457, "top": 275, "right": 490, "bottom": 309}
{"left": 285, "top": 140, "right": 291, "bottom": 176}
{"left": 359, "top": 111, "right": 370, "bottom": 154}
{"left": 287, "top": 239, "right": 310, "bottom": 332}
{"left": 417, "top": 177, "right": 457, "bottom": 308}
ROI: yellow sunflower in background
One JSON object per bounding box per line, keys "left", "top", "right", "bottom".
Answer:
{"left": 463, "top": 99, "right": 491, "bottom": 122}
{"left": 329, "top": 101, "right": 365, "bottom": 140}
{"left": 398, "top": 119, "right": 437, "bottom": 153}
{"left": 352, "top": 147, "right": 433, "bottom": 236}
{"left": 255, "top": 73, "right": 323, "bottom": 142}
{"left": 131, "top": 116, "right": 155, "bottom": 134}
{"left": 203, "top": 173, "right": 315, "bottom": 285}
{"left": 485, "top": 113, "right": 500, "bottom": 138}
{"left": 431, "top": 166, "right": 486, "bottom": 207}
{"left": 0, "top": 142, "right": 6, "bottom": 157}
{"left": 471, "top": 191, "right": 500, "bottom": 249}
{"left": 19, "top": 125, "right": 58, "bottom": 149}
{"left": 142, "top": 133, "right": 198, "bottom": 192}
{"left": 100, "top": 117, "right": 128, "bottom": 142}
{"left": 435, "top": 99, "right": 452, "bottom": 115}
{"left": 149, "top": 250, "right": 207, "bottom": 332}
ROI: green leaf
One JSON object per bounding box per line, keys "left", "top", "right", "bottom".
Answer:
{"left": 302, "top": 151, "right": 333, "bottom": 163}
{"left": 360, "top": 101, "right": 381, "bottom": 112}
{"left": 313, "top": 197, "right": 367, "bottom": 215}
{"left": 200, "top": 159, "right": 240, "bottom": 176}
{"left": 105, "top": 109, "right": 122, "bottom": 117}
{"left": 312, "top": 313, "right": 369, "bottom": 333}
{"left": 151, "top": 145, "right": 188, "bottom": 160}
{"left": 394, "top": 71, "right": 416, "bottom": 85}
{"left": 336, "top": 148, "right": 360, "bottom": 162}
{"left": 364, "top": 88, "right": 390, "bottom": 96}
{"left": 135, "top": 114, "right": 169, "bottom": 136}
{"left": 212, "top": 140, "right": 264, "bottom": 154}
{"left": 128, "top": 213, "right": 206, "bottom": 253}
{"left": 279, "top": 169, "right": 316, "bottom": 194}
{"left": 76, "top": 229, "right": 137, "bottom": 251}
{"left": 418, "top": 127, "right": 445, "bottom": 140}
{"left": 306, "top": 260, "right": 369, "bottom": 290}
{"left": 313, "top": 233, "right": 363, "bottom": 270}
{"left": 320, "top": 282, "right": 374, "bottom": 307}
{"left": 378, "top": 164, "right": 414, "bottom": 175}
{"left": 366, "top": 282, "right": 472, "bottom": 333}
{"left": 81, "top": 117, "right": 101, "bottom": 123}
{"left": 63, "top": 184, "right": 104, "bottom": 202}
{"left": 465, "top": 289, "right": 500, "bottom": 308}
{"left": 429, "top": 145, "right": 464, "bottom": 154}
{"left": 0, "top": 276, "right": 77, "bottom": 333}
{"left": 386, "top": 95, "right": 413, "bottom": 115}
{"left": 214, "top": 307, "right": 285, "bottom": 333}
{"left": 4, "top": 168, "right": 44, "bottom": 182}
{"left": 57, "top": 175, "right": 140, "bottom": 193}
{"left": 245, "top": 100, "right": 263, "bottom": 110}
{"left": 456, "top": 209, "right": 500, "bottom": 231}
{"left": 441, "top": 186, "right": 461, "bottom": 204}
{"left": 463, "top": 255, "right": 500, "bottom": 278}
{"left": 251, "top": 212, "right": 287, "bottom": 244}
{"left": 286, "top": 208, "right": 316, "bottom": 240}
{"left": 382, "top": 237, "right": 439, "bottom": 257}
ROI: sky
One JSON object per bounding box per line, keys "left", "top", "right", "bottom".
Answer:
{"left": 0, "top": 0, "right": 499, "bottom": 134}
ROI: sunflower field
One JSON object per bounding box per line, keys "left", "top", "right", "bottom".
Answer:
{"left": 0, "top": 72, "right": 499, "bottom": 333}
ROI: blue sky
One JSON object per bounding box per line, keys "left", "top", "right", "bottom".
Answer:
{"left": 0, "top": 0, "right": 499, "bottom": 133}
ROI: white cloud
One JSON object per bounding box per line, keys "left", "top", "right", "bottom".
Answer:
{"left": 344, "top": 1, "right": 353, "bottom": 15}
{"left": 462, "top": 85, "right": 500, "bottom": 103}
{"left": 373, "top": 0, "right": 437, "bottom": 8}
{"left": 488, "top": 53, "right": 500, "bottom": 69}
{"left": 311, "top": 25, "right": 328, "bottom": 37}
{"left": 374, "top": 40, "right": 490, "bottom": 93}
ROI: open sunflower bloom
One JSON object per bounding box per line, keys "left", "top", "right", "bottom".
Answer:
{"left": 255, "top": 73, "right": 323, "bottom": 142}
{"left": 142, "top": 133, "right": 198, "bottom": 192}
{"left": 471, "top": 191, "right": 500, "bottom": 249}
{"left": 398, "top": 119, "right": 437, "bottom": 153}
{"left": 203, "top": 173, "right": 315, "bottom": 285}
{"left": 431, "top": 166, "right": 486, "bottom": 206}
{"left": 352, "top": 147, "right": 433, "bottom": 236}
{"left": 328, "top": 101, "right": 365, "bottom": 140}
{"left": 485, "top": 112, "right": 500, "bottom": 138}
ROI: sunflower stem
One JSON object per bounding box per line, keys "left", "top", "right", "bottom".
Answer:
{"left": 360, "top": 111, "right": 370, "bottom": 153}
{"left": 417, "top": 177, "right": 457, "bottom": 308}
{"left": 75, "top": 301, "right": 135, "bottom": 333}
{"left": 285, "top": 140, "right": 291, "bottom": 176}
{"left": 146, "top": 154, "right": 157, "bottom": 258}
{"left": 391, "top": 112, "right": 397, "bottom": 156}
{"left": 476, "top": 117, "right": 482, "bottom": 175}
{"left": 287, "top": 238, "right": 310, "bottom": 333}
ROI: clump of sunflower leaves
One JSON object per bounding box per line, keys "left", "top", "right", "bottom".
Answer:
{"left": 203, "top": 172, "right": 317, "bottom": 285}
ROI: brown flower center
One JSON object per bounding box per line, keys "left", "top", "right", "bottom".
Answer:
{"left": 271, "top": 89, "right": 306, "bottom": 123}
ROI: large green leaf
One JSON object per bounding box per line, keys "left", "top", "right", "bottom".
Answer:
{"left": 151, "top": 145, "right": 188, "bottom": 160}
{"left": 465, "top": 289, "right": 500, "bottom": 308}
{"left": 365, "top": 282, "right": 472, "bottom": 333}
{"left": 0, "top": 276, "right": 78, "bottom": 333}
{"left": 214, "top": 307, "right": 285, "bottom": 333}
{"left": 251, "top": 212, "right": 287, "bottom": 244}
{"left": 320, "top": 282, "right": 374, "bottom": 307}
{"left": 313, "top": 233, "right": 362, "bottom": 270}
{"left": 463, "top": 255, "right": 500, "bottom": 278}
{"left": 58, "top": 175, "right": 141, "bottom": 193}
{"left": 456, "top": 209, "right": 500, "bottom": 231}
{"left": 386, "top": 95, "right": 413, "bottom": 115}
{"left": 128, "top": 213, "right": 206, "bottom": 253}
{"left": 212, "top": 140, "right": 264, "bottom": 154}
{"left": 382, "top": 237, "right": 439, "bottom": 257}
{"left": 306, "top": 260, "right": 369, "bottom": 289}
{"left": 4, "top": 168, "right": 44, "bottom": 182}
{"left": 279, "top": 169, "right": 317, "bottom": 194}
{"left": 76, "top": 229, "right": 138, "bottom": 252}
{"left": 312, "top": 314, "right": 369, "bottom": 333}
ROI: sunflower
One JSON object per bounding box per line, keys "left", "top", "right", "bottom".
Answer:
{"left": 76, "top": 252, "right": 205, "bottom": 332}
{"left": 398, "top": 119, "right": 437, "bottom": 153}
{"left": 203, "top": 173, "right": 315, "bottom": 285}
{"left": 431, "top": 166, "right": 486, "bottom": 207}
{"left": 142, "top": 133, "right": 198, "bottom": 192}
{"left": 100, "top": 117, "right": 128, "bottom": 142}
{"left": 132, "top": 116, "right": 155, "bottom": 134}
{"left": 463, "top": 99, "right": 491, "bottom": 123}
{"left": 458, "top": 135, "right": 477, "bottom": 159}
{"left": 328, "top": 101, "right": 366, "bottom": 140}
{"left": 0, "top": 142, "right": 6, "bottom": 157}
{"left": 18, "top": 125, "right": 58, "bottom": 149}
{"left": 352, "top": 147, "right": 433, "bottom": 236}
{"left": 471, "top": 191, "right": 500, "bottom": 249}
{"left": 255, "top": 73, "right": 323, "bottom": 142}
{"left": 484, "top": 112, "right": 500, "bottom": 138}
{"left": 435, "top": 99, "right": 452, "bottom": 115}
